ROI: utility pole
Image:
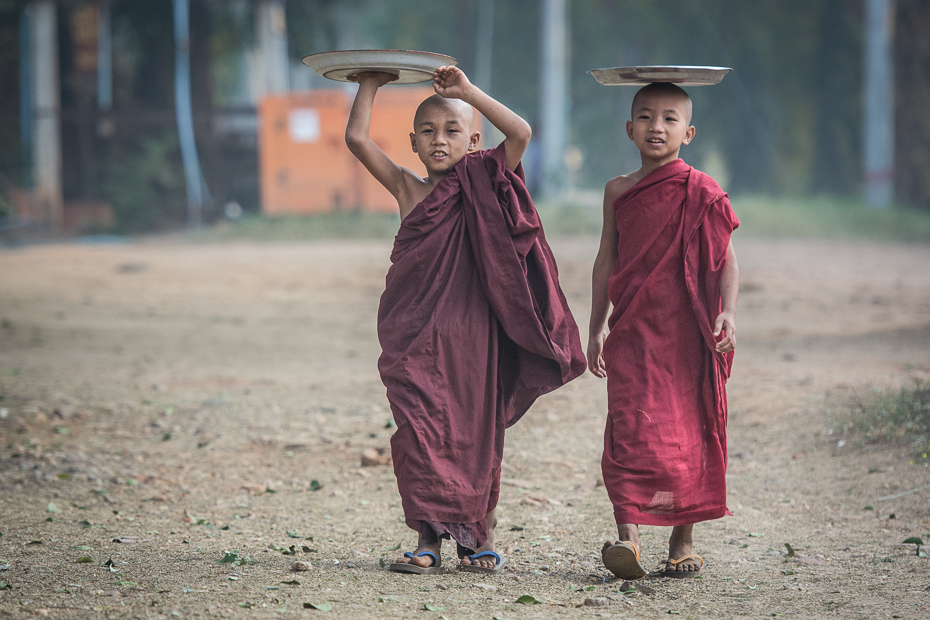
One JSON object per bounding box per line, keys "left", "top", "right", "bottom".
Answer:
{"left": 97, "top": 0, "right": 113, "bottom": 114}
{"left": 540, "top": 0, "right": 569, "bottom": 200}
{"left": 30, "top": 0, "right": 63, "bottom": 230}
{"left": 474, "top": 0, "right": 495, "bottom": 145}
{"left": 863, "top": 0, "right": 894, "bottom": 208}
{"left": 173, "top": 0, "right": 206, "bottom": 230}
{"left": 257, "top": 0, "right": 289, "bottom": 95}
{"left": 19, "top": 5, "right": 32, "bottom": 189}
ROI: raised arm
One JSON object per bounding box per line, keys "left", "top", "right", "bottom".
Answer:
{"left": 714, "top": 240, "right": 739, "bottom": 353}
{"left": 432, "top": 66, "right": 531, "bottom": 171}
{"left": 345, "top": 72, "right": 407, "bottom": 200}
{"left": 587, "top": 180, "right": 622, "bottom": 378}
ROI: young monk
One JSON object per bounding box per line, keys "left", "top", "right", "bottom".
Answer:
{"left": 345, "top": 66, "right": 585, "bottom": 575}
{"left": 587, "top": 82, "right": 739, "bottom": 579}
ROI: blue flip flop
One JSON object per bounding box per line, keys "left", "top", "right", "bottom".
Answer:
{"left": 389, "top": 550, "right": 442, "bottom": 575}
{"left": 460, "top": 550, "right": 506, "bottom": 574}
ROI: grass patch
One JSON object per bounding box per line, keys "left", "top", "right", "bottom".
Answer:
{"left": 831, "top": 381, "right": 930, "bottom": 461}
{"left": 734, "top": 195, "right": 930, "bottom": 242}
{"left": 535, "top": 194, "right": 930, "bottom": 241}
{"left": 537, "top": 200, "right": 603, "bottom": 236}
{"left": 203, "top": 212, "right": 401, "bottom": 242}
{"left": 196, "top": 194, "right": 930, "bottom": 243}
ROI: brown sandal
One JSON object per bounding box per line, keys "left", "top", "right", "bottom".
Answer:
{"left": 660, "top": 554, "right": 704, "bottom": 578}
{"left": 601, "top": 541, "right": 647, "bottom": 580}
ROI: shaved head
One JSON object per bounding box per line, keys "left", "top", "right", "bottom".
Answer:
{"left": 632, "top": 83, "right": 693, "bottom": 124}
{"left": 413, "top": 94, "right": 475, "bottom": 131}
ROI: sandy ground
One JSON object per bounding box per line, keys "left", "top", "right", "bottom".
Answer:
{"left": 0, "top": 233, "right": 928, "bottom": 619}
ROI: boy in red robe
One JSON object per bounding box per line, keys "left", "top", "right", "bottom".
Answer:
{"left": 587, "top": 82, "right": 739, "bottom": 579}
{"left": 346, "top": 66, "right": 585, "bottom": 574}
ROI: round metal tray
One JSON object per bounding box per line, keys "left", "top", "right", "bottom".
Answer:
{"left": 301, "top": 49, "right": 458, "bottom": 84}
{"left": 589, "top": 65, "right": 732, "bottom": 86}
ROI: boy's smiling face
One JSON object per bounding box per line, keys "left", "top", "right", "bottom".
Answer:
{"left": 626, "top": 88, "right": 695, "bottom": 166}
{"left": 410, "top": 97, "right": 479, "bottom": 177}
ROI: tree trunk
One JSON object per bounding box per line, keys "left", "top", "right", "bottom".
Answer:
{"left": 894, "top": 0, "right": 930, "bottom": 209}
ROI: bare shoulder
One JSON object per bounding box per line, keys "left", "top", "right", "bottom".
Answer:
{"left": 603, "top": 172, "right": 641, "bottom": 207}
{"left": 397, "top": 168, "right": 434, "bottom": 220}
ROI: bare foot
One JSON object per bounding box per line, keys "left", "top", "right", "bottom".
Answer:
{"left": 602, "top": 524, "right": 646, "bottom": 579}
{"left": 664, "top": 524, "right": 702, "bottom": 574}
{"left": 394, "top": 532, "right": 441, "bottom": 569}
{"left": 602, "top": 522, "right": 642, "bottom": 556}
{"left": 460, "top": 509, "right": 498, "bottom": 569}
{"left": 616, "top": 522, "right": 640, "bottom": 550}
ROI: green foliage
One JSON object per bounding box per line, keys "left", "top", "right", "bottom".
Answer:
{"left": 287, "top": 0, "right": 363, "bottom": 59}
{"left": 834, "top": 381, "right": 930, "bottom": 445}
{"left": 348, "top": 0, "right": 861, "bottom": 196}
{"left": 0, "top": 188, "right": 12, "bottom": 222}
{"left": 216, "top": 550, "right": 255, "bottom": 566}
{"left": 102, "top": 132, "right": 186, "bottom": 232}
{"left": 902, "top": 537, "right": 925, "bottom": 556}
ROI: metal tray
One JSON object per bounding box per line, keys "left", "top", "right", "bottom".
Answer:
{"left": 589, "top": 65, "right": 732, "bottom": 86}
{"left": 301, "top": 49, "right": 458, "bottom": 84}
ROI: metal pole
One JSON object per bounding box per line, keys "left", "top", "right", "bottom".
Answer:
{"left": 540, "top": 0, "right": 569, "bottom": 200}
{"left": 97, "top": 0, "right": 112, "bottom": 112}
{"left": 19, "top": 5, "right": 33, "bottom": 188}
{"left": 173, "top": 0, "right": 204, "bottom": 230}
{"left": 475, "top": 0, "right": 494, "bottom": 144}
{"left": 863, "top": 0, "right": 894, "bottom": 208}
{"left": 257, "top": 0, "right": 289, "bottom": 95}
{"left": 30, "top": 0, "right": 63, "bottom": 230}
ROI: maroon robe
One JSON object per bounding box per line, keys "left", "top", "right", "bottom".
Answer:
{"left": 602, "top": 159, "right": 738, "bottom": 527}
{"left": 378, "top": 143, "right": 585, "bottom": 552}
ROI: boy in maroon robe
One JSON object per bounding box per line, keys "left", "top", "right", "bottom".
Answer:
{"left": 346, "top": 66, "right": 585, "bottom": 574}
{"left": 587, "top": 82, "right": 740, "bottom": 579}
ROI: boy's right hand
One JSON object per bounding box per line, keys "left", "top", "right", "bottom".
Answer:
{"left": 587, "top": 332, "right": 607, "bottom": 378}
{"left": 347, "top": 71, "right": 398, "bottom": 87}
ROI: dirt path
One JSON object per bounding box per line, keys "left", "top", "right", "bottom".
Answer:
{"left": 0, "top": 235, "right": 928, "bottom": 619}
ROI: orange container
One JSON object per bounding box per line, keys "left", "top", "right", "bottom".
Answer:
{"left": 258, "top": 87, "right": 435, "bottom": 215}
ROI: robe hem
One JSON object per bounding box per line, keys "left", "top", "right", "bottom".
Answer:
{"left": 613, "top": 506, "right": 731, "bottom": 527}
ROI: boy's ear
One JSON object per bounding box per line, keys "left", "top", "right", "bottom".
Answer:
{"left": 467, "top": 131, "right": 480, "bottom": 152}
{"left": 410, "top": 132, "right": 417, "bottom": 152}
{"left": 682, "top": 125, "right": 696, "bottom": 145}
{"left": 626, "top": 120, "right": 634, "bottom": 141}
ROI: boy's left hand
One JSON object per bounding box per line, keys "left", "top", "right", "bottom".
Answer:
{"left": 713, "top": 311, "right": 736, "bottom": 353}
{"left": 432, "top": 66, "right": 474, "bottom": 100}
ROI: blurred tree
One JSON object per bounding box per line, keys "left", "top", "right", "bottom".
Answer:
{"left": 894, "top": 0, "right": 930, "bottom": 210}
{"left": 287, "top": 0, "right": 366, "bottom": 56}
{"left": 811, "top": 0, "right": 861, "bottom": 196}
{"left": 208, "top": 0, "right": 252, "bottom": 105}
{"left": 103, "top": 131, "right": 185, "bottom": 231}
{"left": 0, "top": 0, "right": 24, "bottom": 187}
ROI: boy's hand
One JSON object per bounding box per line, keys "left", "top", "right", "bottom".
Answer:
{"left": 348, "top": 71, "right": 398, "bottom": 87}
{"left": 587, "top": 332, "right": 608, "bottom": 378}
{"left": 432, "top": 66, "right": 475, "bottom": 100}
{"left": 713, "top": 311, "right": 736, "bottom": 353}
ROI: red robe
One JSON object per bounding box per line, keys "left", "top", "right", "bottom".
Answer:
{"left": 378, "top": 143, "right": 585, "bottom": 551}
{"left": 602, "top": 158, "right": 738, "bottom": 527}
